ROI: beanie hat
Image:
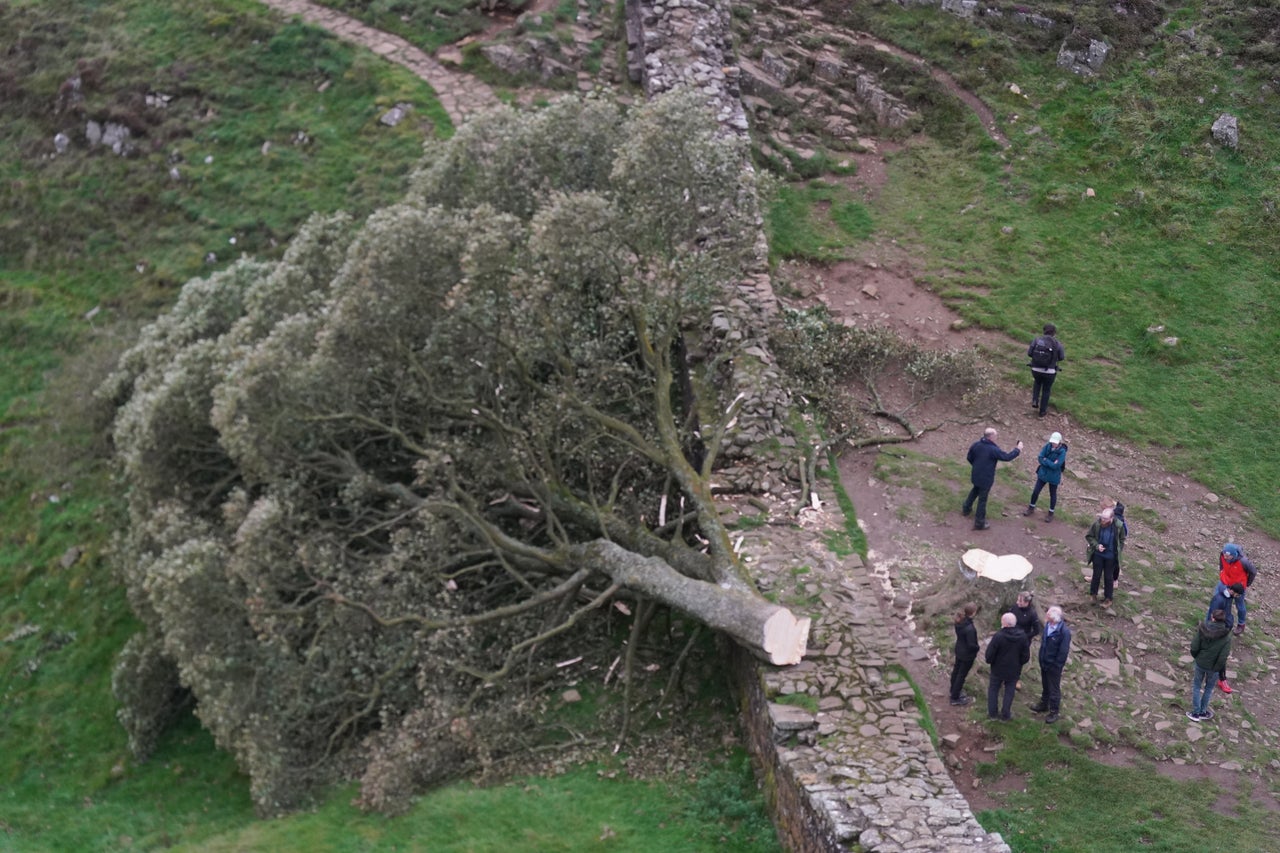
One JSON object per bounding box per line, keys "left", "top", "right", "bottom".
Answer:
{"left": 1222, "top": 543, "right": 1242, "bottom": 561}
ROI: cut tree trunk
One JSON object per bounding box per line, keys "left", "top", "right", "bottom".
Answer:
{"left": 579, "top": 539, "right": 811, "bottom": 665}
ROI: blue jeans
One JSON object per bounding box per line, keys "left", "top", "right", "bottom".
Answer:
{"left": 1214, "top": 581, "right": 1246, "bottom": 624}
{"left": 1192, "top": 664, "right": 1216, "bottom": 716}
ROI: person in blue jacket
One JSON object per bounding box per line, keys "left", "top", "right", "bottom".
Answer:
{"left": 1023, "top": 431, "right": 1067, "bottom": 522}
{"left": 962, "top": 427, "right": 1023, "bottom": 531}
{"left": 1030, "top": 606, "right": 1071, "bottom": 723}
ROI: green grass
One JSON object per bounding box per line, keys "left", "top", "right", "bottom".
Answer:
{"left": 311, "top": 0, "right": 495, "bottom": 53}
{"left": 975, "top": 722, "right": 1277, "bottom": 852}
{"left": 857, "top": 36, "right": 1280, "bottom": 537}
{"left": 765, "top": 179, "right": 874, "bottom": 263}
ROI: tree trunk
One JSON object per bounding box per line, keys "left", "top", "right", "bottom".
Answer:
{"left": 577, "top": 539, "right": 811, "bottom": 666}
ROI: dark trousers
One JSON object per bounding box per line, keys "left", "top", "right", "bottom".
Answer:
{"left": 1030, "top": 479, "right": 1058, "bottom": 510}
{"left": 950, "top": 655, "right": 976, "bottom": 700}
{"left": 1090, "top": 556, "right": 1118, "bottom": 601}
{"left": 963, "top": 484, "right": 991, "bottom": 523}
{"left": 1031, "top": 370, "right": 1057, "bottom": 415}
{"left": 988, "top": 672, "right": 1017, "bottom": 719}
{"left": 1039, "top": 665, "right": 1063, "bottom": 713}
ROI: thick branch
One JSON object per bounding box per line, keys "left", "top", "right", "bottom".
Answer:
{"left": 575, "top": 539, "right": 809, "bottom": 665}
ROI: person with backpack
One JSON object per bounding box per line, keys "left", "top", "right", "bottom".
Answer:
{"left": 1023, "top": 431, "right": 1067, "bottom": 522}
{"left": 962, "top": 427, "right": 1023, "bottom": 530}
{"left": 1027, "top": 323, "right": 1065, "bottom": 418}
{"left": 1216, "top": 543, "right": 1257, "bottom": 636}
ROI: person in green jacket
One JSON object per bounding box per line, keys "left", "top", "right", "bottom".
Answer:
{"left": 1188, "top": 609, "right": 1232, "bottom": 722}
{"left": 1086, "top": 507, "right": 1126, "bottom": 607}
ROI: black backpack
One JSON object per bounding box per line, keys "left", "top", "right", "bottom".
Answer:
{"left": 1030, "top": 336, "right": 1056, "bottom": 368}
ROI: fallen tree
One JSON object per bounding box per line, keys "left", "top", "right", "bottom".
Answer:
{"left": 102, "top": 92, "right": 809, "bottom": 815}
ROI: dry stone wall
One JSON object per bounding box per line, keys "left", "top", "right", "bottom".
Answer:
{"left": 628, "top": 0, "right": 1010, "bottom": 847}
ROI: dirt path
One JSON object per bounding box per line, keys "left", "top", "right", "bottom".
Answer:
{"left": 256, "top": 0, "right": 500, "bottom": 124}
{"left": 783, "top": 188, "right": 1280, "bottom": 808}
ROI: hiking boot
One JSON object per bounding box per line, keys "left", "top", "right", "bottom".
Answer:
{"left": 1023, "top": 506, "right": 1036, "bottom": 517}
{"left": 973, "top": 520, "right": 990, "bottom": 530}
{"left": 1044, "top": 511, "right": 1054, "bottom": 523}
{"left": 1029, "top": 703, "right": 1048, "bottom": 714}
{"left": 961, "top": 505, "right": 972, "bottom": 517}
{"left": 950, "top": 695, "right": 973, "bottom": 706}
{"left": 1044, "top": 712, "right": 1060, "bottom": 724}
{"left": 1218, "top": 679, "right": 1233, "bottom": 694}
{"left": 1233, "top": 624, "right": 1245, "bottom": 636}
{"left": 1186, "top": 711, "right": 1203, "bottom": 723}
{"left": 1100, "top": 599, "right": 1112, "bottom": 608}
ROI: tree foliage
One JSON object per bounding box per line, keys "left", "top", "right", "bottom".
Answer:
{"left": 102, "top": 92, "right": 808, "bottom": 815}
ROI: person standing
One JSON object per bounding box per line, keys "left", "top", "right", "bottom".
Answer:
{"left": 1012, "top": 591, "right": 1042, "bottom": 690}
{"left": 949, "top": 603, "right": 979, "bottom": 706}
{"left": 1027, "top": 323, "right": 1065, "bottom": 418}
{"left": 1030, "top": 606, "right": 1072, "bottom": 724}
{"left": 1216, "top": 543, "right": 1257, "bottom": 636}
{"left": 1188, "top": 609, "right": 1232, "bottom": 722}
{"left": 1086, "top": 507, "right": 1126, "bottom": 607}
{"left": 1023, "top": 432, "right": 1067, "bottom": 522}
{"left": 985, "top": 612, "right": 1030, "bottom": 721}
{"left": 962, "top": 428, "right": 1023, "bottom": 531}
{"left": 1205, "top": 582, "right": 1245, "bottom": 693}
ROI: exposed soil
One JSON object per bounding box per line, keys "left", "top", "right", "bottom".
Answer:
{"left": 779, "top": 146, "right": 1280, "bottom": 812}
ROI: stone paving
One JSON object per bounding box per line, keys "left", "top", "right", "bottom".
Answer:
{"left": 728, "top": 494, "right": 1009, "bottom": 852}
{"left": 255, "top": 0, "right": 500, "bottom": 124}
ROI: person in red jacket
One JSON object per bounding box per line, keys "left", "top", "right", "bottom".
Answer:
{"left": 1216, "top": 543, "right": 1257, "bottom": 636}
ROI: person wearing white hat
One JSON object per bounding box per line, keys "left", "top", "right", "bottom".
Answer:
{"left": 1023, "top": 431, "right": 1067, "bottom": 523}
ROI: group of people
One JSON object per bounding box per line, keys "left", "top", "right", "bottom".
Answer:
{"left": 948, "top": 322, "right": 1263, "bottom": 727}
{"left": 1188, "top": 543, "right": 1258, "bottom": 722}
{"left": 949, "top": 591, "right": 1071, "bottom": 724}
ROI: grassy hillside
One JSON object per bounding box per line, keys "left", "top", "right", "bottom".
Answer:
{"left": 0, "top": 1, "right": 776, "bottom": 850}
{"left": 838, "top": 1, "right": 1280, "bottom": 535}
{"left": 5, "top": 0, "right": 1280, "bottom": 848}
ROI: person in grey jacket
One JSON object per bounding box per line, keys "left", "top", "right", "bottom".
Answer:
{"left": 1188, "top": 609, "right": 1232, "bottom": 722}
{"left": 985, "top": 613, "right": 1030, "bottom": 721}
{"left": 1030, "top": 606, "right": 1071, "bottom": 724}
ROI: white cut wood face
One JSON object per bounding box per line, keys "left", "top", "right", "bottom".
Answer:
{"left": 961, "top": 549, "right": 1033, "bottom": 582}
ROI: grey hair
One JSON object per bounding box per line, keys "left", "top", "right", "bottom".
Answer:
{"left": 984, "top": 427, "right": 998, "bottom": 438}
{"left": 1001, "top": 612, "right": 1017, "bottom": 627}
{"left": 1047, "top": 605, "right": 1063, "bottom": 621}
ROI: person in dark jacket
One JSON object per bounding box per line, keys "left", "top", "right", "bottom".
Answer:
{"left": 950, "top": 603, "right": 979, "bottom": 706}
{"left": 1027, "top": 322, "right": 1065, "bottom": 417}
{"left": 962, "top": 427, "right": 1023, "bottom": 531}
{"left": 1215, "top": 543, "right": 1258, "bottom": 635}
{"left": 1030, "top": 606, "right": 1071, "bottom": 723}
{"left": 985, "top": 613, "right": 1030, "bottom": 721}
{"left": 1188, "top": 609, "right": 1233, "bottom": 722}
{"left": 1205, "top": 583, "right": 1245, "bottom": 693}
{"left": 1086, "top": 507, "right": 1126, "bottom": 607}
{"left": 1011, "top": 591, "right": 1042, "bottom": 690}
{"left": 1023, "top": 432, "right": 1067, "bottom": 522}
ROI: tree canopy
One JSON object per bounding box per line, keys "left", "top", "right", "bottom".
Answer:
{"left": 103, "top": 92, "right": 809, "bottom": 815}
